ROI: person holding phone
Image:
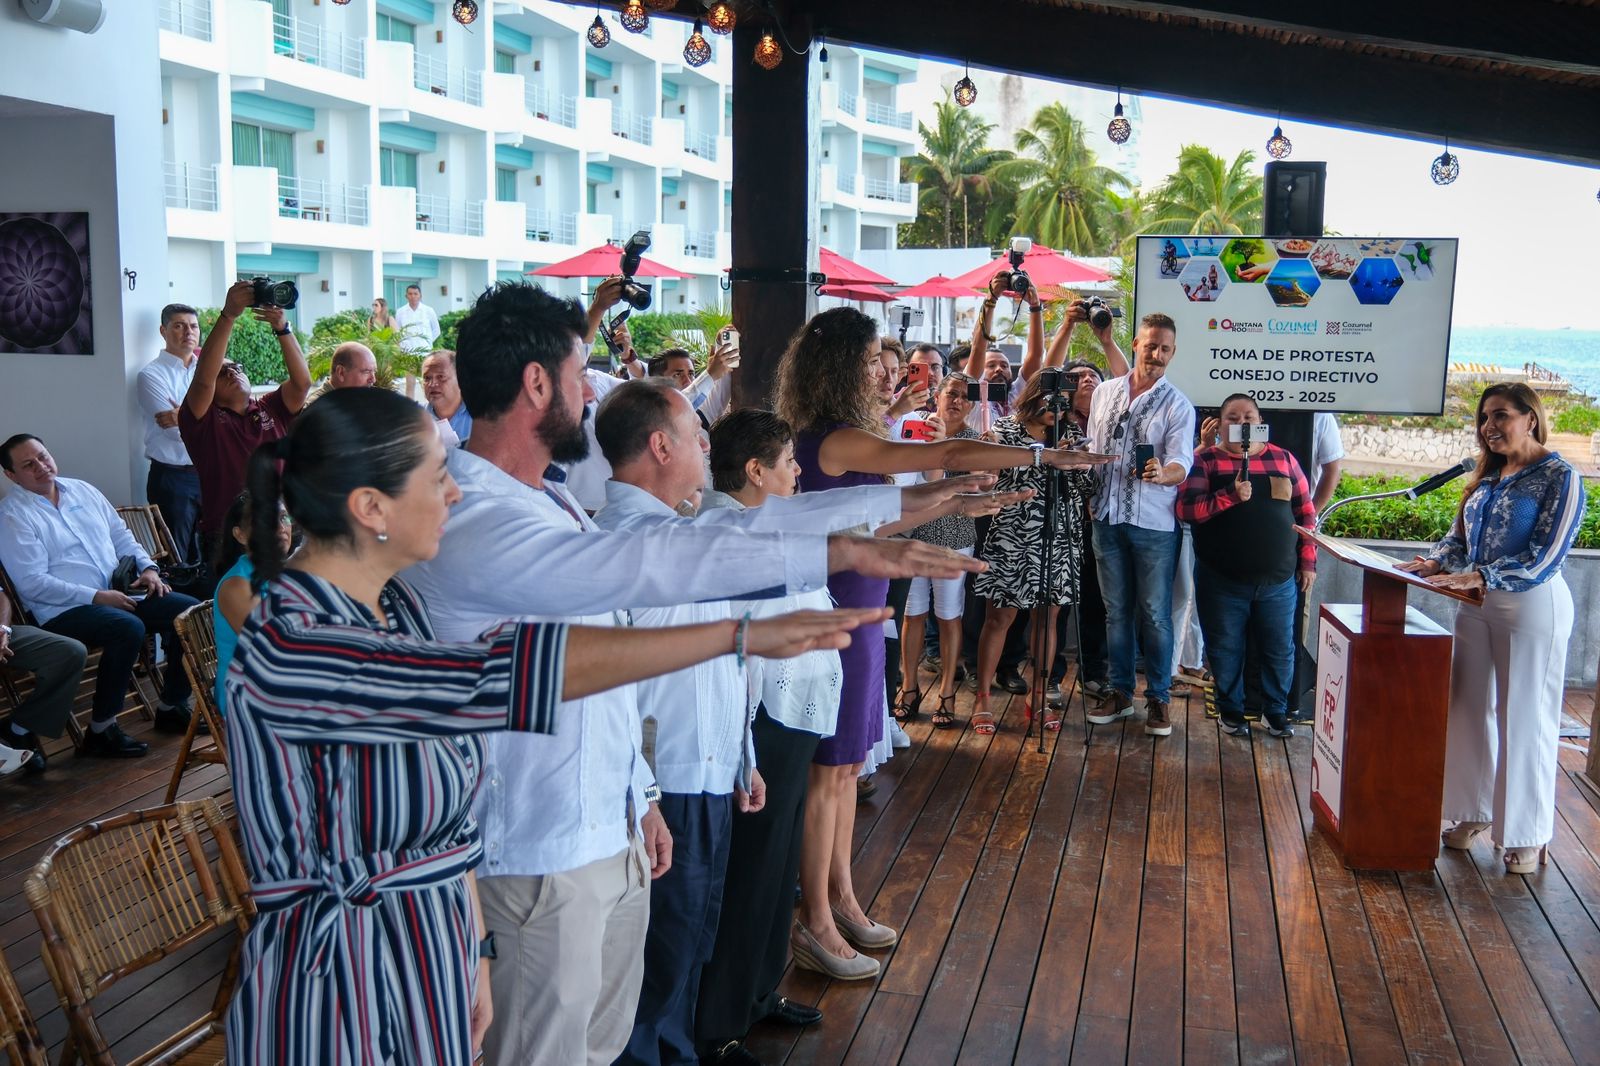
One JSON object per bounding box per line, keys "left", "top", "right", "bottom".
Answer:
{"left": 1174, "top": 393, "right": 1315, "bottom": 739}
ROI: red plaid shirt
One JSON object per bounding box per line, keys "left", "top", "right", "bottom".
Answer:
{"left": 1176, "top": 442, "right": 1317, "bottom": 574}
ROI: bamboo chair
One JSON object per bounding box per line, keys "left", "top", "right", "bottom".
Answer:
{"left": 24, "top": 798, "right": 251, "bottom": 1066}
{"left": 0, "top": 563, "right": 155, "bottom": 754}
{"left": 0, "top": 943, "right": 48, "bottom": 1066}
{"left": 113, "top": 507, "right": 178, "bottom": 569}
{"left": 164, "top": 605, "right": 227, "bottom": 805}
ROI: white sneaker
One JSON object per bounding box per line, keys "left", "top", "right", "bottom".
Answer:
{"left": 0, "top": 744, "right": 30, "bottom": 778}
{"left": 889, "top": 719, "right": 911, "bottom": 750}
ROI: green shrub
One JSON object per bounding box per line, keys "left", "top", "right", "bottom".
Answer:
{"left": 1321, "top": 473, "right": 1600, "bottom": 549}
{"left": 310, "top": 309, "right": 369, "bottom": 351}
{"left": 197, "top": 308, "right": 304, "bottom": 386}
{"left": 1554, "top": 404, "right": 1600, "bottom": 435}
{"left": 437, "top": 309, "right": 470, "bottom": 350}
{"left": 627, "top": 312, "right": 703, "bottom": 357}
{"left": 304, "top": 322, "right": 421, "bottom": 391}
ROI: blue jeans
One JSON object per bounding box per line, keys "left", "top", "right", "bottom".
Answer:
{"left": 1194, "top": 561, "right": 1296, "bottom": 726}
{"left": 1093, "top": 520, "right": 1180, "bottom": 704}
{"left": 145, "top": 461, "right": 203, "bottom": 567}
{"left": 45, "top": 593, "right": 198, "bottom": 721}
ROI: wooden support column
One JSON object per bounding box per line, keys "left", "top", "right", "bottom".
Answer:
{"left": 728, "top": 15, "right": 818, "bottom": 409}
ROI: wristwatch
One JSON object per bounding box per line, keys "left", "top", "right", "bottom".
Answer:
{"left": 0, "top": 624, "right": 11, "bottom": 638}
{"left": 642, "top": 783, "right": 662, "bottom": 805}
{"left": 478, "top": 934, "right": 497, "bottom": 960}
{"left": 273, "top": 327, "right": 293, "bottom": 337}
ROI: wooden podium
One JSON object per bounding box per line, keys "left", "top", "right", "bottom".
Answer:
{"left": 1298, "top": 529, "right": 1485, "bottom": 871}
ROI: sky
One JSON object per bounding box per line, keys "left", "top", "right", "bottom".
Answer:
{"left": 901, "top": 61, "right": 1600, "bottom": 331}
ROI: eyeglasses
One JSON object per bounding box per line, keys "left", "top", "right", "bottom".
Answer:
{"left": 1111, "top": 410, "right": 1130, "bottom": 441}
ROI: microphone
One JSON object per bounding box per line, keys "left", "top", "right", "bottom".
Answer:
{"left": 1406, "top": 456, "right": 1477, "bottom": 500}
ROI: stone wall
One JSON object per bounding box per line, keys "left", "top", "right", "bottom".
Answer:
{"left": 1339, "top": 423, "right": 1478, "bottom": 466}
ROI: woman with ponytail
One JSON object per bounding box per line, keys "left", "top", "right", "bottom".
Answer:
{"left": 222, "top": 388, "right": 887, "bottom": 1065}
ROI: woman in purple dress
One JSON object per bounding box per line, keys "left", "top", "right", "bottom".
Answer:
{"left": 774, "top": 308, "right": 1109, "bottom": 980}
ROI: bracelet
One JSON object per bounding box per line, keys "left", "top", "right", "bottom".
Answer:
{"left": 1029, "top": 443, "right": 1044, "bottom": 468}
{"left": 1028, "top": 305, "right": 1042, "bottom": 314}
{"left": 733, "top": 609, "right": 753, "bottom": 668}
{"left": 981, "top": 299, "right": 997, "bottom": 313}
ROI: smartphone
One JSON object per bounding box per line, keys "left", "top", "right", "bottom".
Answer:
{"left": 965, "top": 380, "right": 1008, "bottom": 404}
{"left": 1227, "top": 422, "right": 1269, "bottom": 444}
{"left": 1134, "top": 442, "right": 1157, "bottom": 478}
{"left": 719, "top": 325, "right": 741, "bottom": 368}
{"left": 905, "top": 362, "right": 932, "bottom": 392}
{"left": 900, "top": 416, "right": 937, "bottom": 442}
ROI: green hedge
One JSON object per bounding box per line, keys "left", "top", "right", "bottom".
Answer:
{"left": 1321, "top": 473, "right": 1600, "bottom": 550}
{"left": 437, "top": 309, "right": 470, "bottom": 350}
{"left": 196, "top": 309, "right": 307, "bottom": 386}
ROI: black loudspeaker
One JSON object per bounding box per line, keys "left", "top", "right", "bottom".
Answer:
{"left": 1263, "top": 161, "right": 1326, "bottom": 239}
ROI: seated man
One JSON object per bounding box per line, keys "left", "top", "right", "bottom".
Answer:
{"left": 0, "top": 435, "right": 199, "bottom": 757}
{"left": 0, "top": 590, "right": 87, "bottom": 773}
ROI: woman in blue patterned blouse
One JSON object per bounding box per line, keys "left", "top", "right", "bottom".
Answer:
{"left": 1399, "top": 383, "right": 1586, "bottom": 875}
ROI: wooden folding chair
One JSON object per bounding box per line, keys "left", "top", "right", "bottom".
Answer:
{"left": 0, "top": 563, "right": 155, "bottom": 755}
{"left": 24, "top": 798, "right": 250, "bottom": 1066}
{"left": 164, "top": 605, "right": 227, "bottom": 805}
{"left": 0, "top": 942, "right": 48, "bottom": 1066}
{"left": 113, "top": 506, "right": 178, "bottom": 569}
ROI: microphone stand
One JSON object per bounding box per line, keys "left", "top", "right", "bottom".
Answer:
{"left": 1315, "top": 484, "right": 1419, "bottom": 531}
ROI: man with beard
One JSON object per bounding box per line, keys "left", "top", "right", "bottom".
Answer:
{"left": 403, "top": 282, "right": 983, "bottom": 1066}
{"left": 1082, "top": 312, "right": 1196, "bottom": 738}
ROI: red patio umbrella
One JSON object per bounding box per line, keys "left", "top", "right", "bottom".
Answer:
{"left": 819, "top": 283, "right": 895, "bottom": 302}
{"left": 528, "top": 242, "right": 694, "bottom": 279}
{"left": 947, "top": 244, "right": 1110, "bottom": 292}
{"left": 819, "top": 247, "right": 895, "bottom": 286}
{"left": 896, "top": 274, "right": 979, "bottom": 299}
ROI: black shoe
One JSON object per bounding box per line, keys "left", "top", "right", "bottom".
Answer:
{"left": 704, "top": 1041, "right": 763, "bottom": 1066}
{"left": 766, "top": 996, "right": 823, "bottom": 1027}
{"left": 82, "top": 723, "right": 150, "bottom": 758}
{"left": 1287, "top": 707, "right": 1315, "bottom": 725}
{"left": 154, "top": 706, "right": 192, "bottom": 735}
{"left": 993, "top": 666, "right": 1029, "bottom": 695}
{"left": 1264, "top": 712, "right": 1295, "bottom": 738}
{"left": 1219, "top": 715, "right": 1251, "bottom": 737}
{"left": 8, "top": 729, "right": 47, "bottom": 774}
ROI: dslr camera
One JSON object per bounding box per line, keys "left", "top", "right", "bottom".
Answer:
{"left": 617, "top": 230, "right": 653, "bottom": 310}
{"left": 1081, "top": 295, "right": 1122, "bottom": 331}
{"left": 999, "top": 236, "right": 1032, "bottom": 297}
{"left": 250, "top": 276, "right": 299, "bottom": 310}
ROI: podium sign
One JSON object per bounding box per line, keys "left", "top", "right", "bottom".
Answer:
{"left": 1312, "top": 619, "right": 1350, "bottom": 830}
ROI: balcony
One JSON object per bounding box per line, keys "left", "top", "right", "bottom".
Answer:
{"left": 277, "top": 175, "right": 368, "bottom": 225}
{"left": 682, "top": 229, "right": 716, "bottom": 258}
{"left": 159, "top": 0, "right": 212, "bottom": 40}
{"left": 837, "top": 89, "right": 858, "bottom": 116}
{"left": 525, "top": 84, "right": 577, "bottom": 128}
{"left": 164, "top": 161, "right": 218, "bottom": 211}
{"left": 415, "top": 192, "right": 483, "bottom": 236}
{"left": 864, "top": 101, "right": 914, "bottom": 130}
{"left": 414, "top": 53, "right": 481, "bottom": 106}
{"left": 611, "top": 107, "right": 654, "bottom": 145}
{"left": 684, "top": 128, "right": 717, "bottom": 161}
{"left": 836, "top": 172, "right": 858, "bottom": 195}
{"left": 526, "top": 208, "right": 578, "bottom": 246}
{"left": 271, "top": 11, "right": 363, "bottom": 77}
{"left": 864, "top": 177, "right": 914, "bottom": 204}
{"left": 609, "top": 218, "right": 653, "bottom": 243}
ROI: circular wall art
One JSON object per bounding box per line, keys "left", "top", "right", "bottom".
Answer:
{"left": 0, "top": 212, "right": 93, "bottom": 354}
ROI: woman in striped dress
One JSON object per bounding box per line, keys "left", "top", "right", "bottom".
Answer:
{"left": 224, "top": 389, "right": 885, "bottom": 1065}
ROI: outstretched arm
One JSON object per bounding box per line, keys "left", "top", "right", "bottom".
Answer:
{"left": 185, "top": 281, "right": 252, "bottom": 419}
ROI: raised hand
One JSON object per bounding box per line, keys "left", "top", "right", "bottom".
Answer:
{"left": 744, "top": 606, "right": 891, "bottom": 659}
{"left": 828, "top": 536, "right": 988, "bottom": 580}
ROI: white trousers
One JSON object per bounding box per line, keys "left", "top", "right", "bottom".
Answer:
{"left": 1171, "top": 524, "right": 1205, "bottom": 674}
{"left": 1442, "top": 576, "right": 1574, "bottom": 849}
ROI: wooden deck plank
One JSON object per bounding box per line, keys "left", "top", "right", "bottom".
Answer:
{"left": 1352, "top": 872, "right": 1463, "bottom": 1065}
{"left": 1183, "top": 696, "right": 1238, "bottom": 1042}
{"left": 1129, "top": 694, "right": 1189, "bottom": 1066}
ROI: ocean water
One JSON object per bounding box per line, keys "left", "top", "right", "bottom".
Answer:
{"left": 1450, "top": 326, "right": 1600, "bottom": 399}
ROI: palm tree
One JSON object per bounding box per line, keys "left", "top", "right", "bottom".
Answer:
{"left": 985, "top": 103, "right": 1129, "bottom": 256}
{"left": 903, "top": 98, "right": 1012, "bottom": 248}
{"left": 1142, "top": 145, "right": 1264, "bottom": 235}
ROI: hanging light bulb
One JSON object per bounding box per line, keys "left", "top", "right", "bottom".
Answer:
{"left": 683, "top": 18, "right": 711, "bottom": 66}
{"left": 753, "top": 28, "right": 782, "bottom": 70}
{"left": 953, "top": 62, "right": 977, "bottom": 108}
{"left": 1106, "top": 90, "right": 1131, "bottom": 145}
{"left": 707, "top": 0, "right": 736, "bottom": 34}
{"left": 1265, "top": 123, "right": 1292, "bottom": 160}
{"left": 451, "top": 0, "right": 478, "bottom": 25}
{"left": 587, "top": 13, "right": 611, "bottom": 47}
{"left": 619, "top": 0, "right": 649, "bottom": 33}
{"left": 1431, "top": 139, "right": 1460, "bottom": 185}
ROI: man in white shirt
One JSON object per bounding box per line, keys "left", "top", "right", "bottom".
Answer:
{"left": 402, "top": 281, "right": 980, "bottom": 1066}
{"left": 0, "top": 435, "right": 199, "bottom": 756}
{"left": 1080, "top": 312, "right": 1196, "bottom": 737}
{"left": 135, "top": 304, "right": 203, "bottom": 567}
{"left": 393, "top": 284, "right": 441, "bottom": 356}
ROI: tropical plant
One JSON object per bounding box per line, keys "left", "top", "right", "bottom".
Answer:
{"left": 197, "top": 308, "right": 303, "bottom": 386}
{"left": 437, "top": 309, "right": 470, "bottom": 350}
{"left": 984, "top": 102, "right": 1129, "bottom": 256}
{"left": 305, "top": 321, "right": 422, "bottom": 391}
{"left": 1141, "top": 145, "right": 1264, "bottom": 236}
{"left": 626, "top": 312, "right": 703, "bottom": 357}
{"left": 1319, "top": 474, "right": 1600, "bottom": 549}
{"left": 902, "top": 97, "right": 1013, "bottom": 249}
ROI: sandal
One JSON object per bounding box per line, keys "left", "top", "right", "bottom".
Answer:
{"left": 892, "top": 686, "right": 923, "bottom": 723}
{"left": 1504, "top": 844, "right": 1549, "bottom": 875}
{"left": 931, "top": 692, "right": 958, "bottom": 729}
{"left": 1042, "top": 702, "right": 1063, "bottom": 732}
{"left": 971, "top": 698, "right": 996, "bottom": 735}
{"left": 1441, "top": 820, "right": 1491, "bottom": 850}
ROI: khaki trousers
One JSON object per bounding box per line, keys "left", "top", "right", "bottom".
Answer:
{"left": 479, "top": 834, "right": 651, "bottom": 1066}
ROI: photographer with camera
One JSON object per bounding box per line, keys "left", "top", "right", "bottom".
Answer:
{"left": 1175, "top": 394, "right": 1316, "bottom": 739}
{"left": 179, "top": 279, "right": 311, "bottom": 567}
{"left": 962, "top": 266, "right": 1043, "bottom": 430}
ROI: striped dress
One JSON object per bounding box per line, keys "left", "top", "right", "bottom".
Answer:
{"left": 223, "top": 569, "right": 569, "bottom": 1065}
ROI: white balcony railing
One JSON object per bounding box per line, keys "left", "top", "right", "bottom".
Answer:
{"left": 610, "top": 219, "right": 652, "bottom": 243}
{"left": 272, "top": 11, "right": 364, "bottom": 77}
{"left": 526, "top": 84, "right": 578, "bottom": 128}
{"left": 160, "top": 0, "right": 212, "bottom": 40}
{"left": 278, "top": 175, "right": 368, "bottom": 225}
{"left": 414, "top": 53, "right": 482, "bottom": 106}
{"left": 836, "top": 172, "right": 858, "bottom": 195}
{"left": 611, "top": 107, "right": 654, "bottom": 145}
{"left": 837, "top": 90, "right": 858, "bottom": 116}
{"left": 684, "top": 129, "right": 717, "bottom": 161}
{"left": 526, "top": 208, "right": 578, "bottom": 245}
{"left": 864, "top": 177, "right": 914, "bottom": 204}
{"left": 164, "top": 161, "right": 218, "bottom": 210}
{"left": 683, "top": 229, "right": 716, "bottom": 258}
{"left": 863, "top": 101, "right": 914, "bottom": 130}
{"left": 415, "top": 192, "right": 483, "bottom": 236}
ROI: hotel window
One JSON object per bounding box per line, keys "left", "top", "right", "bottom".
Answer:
{"left": 380, "top": 147, "right": 418, "bottom": 188}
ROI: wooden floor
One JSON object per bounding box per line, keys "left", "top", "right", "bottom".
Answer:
{"left": 4, "top": 681, "right": 1600, "bottom": 1064}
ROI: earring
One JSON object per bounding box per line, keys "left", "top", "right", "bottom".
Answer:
{"left": 376, "top": 530, "right": 389, "bottom": 544}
